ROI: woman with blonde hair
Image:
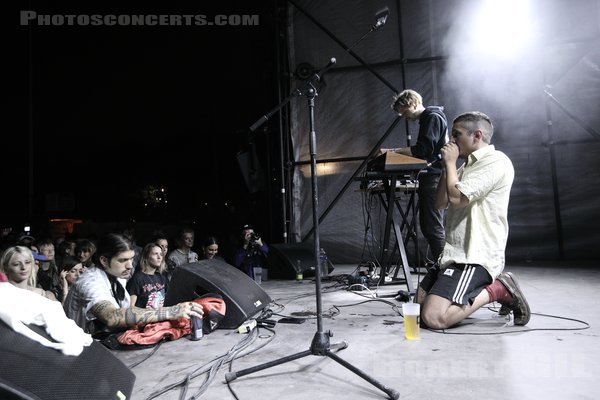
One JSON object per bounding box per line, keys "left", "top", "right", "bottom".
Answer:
{"left": 126, "top": 242, "right": 169, "bottom": 309}
{"left": 1, "top": 246, "right": 58, "bottom": 301}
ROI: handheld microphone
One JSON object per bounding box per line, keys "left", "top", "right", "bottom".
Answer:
{"left": 425, "top": 154, "right": 442, "bottom": 168}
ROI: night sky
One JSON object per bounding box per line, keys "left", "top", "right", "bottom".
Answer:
{"left": 9, "top": 1, "right": 282, "bottom": 242}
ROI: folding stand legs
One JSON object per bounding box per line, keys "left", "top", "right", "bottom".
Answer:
{"left": 225, "top": 331, "right": 399, "bottom": 400}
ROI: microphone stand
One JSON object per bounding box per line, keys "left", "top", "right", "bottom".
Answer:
{"left": 226, "top": 10, "right": 399, "bottom": 400}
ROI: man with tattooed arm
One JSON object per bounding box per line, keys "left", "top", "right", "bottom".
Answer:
{"left": 64, "top": 233, "right": 203, "bottom": 339}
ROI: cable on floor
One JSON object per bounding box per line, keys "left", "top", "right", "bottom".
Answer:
{"left": 425, "top": 309, "right": 590, "bottom": 336}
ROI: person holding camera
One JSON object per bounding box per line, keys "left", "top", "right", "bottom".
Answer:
{"left": 232, "top": 224, "right": 269, "bottom": 283}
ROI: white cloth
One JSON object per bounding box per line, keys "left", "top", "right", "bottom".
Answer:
{"left": 0, "top": 282, "right": 92, "bottom": 356}
{"left": 63, "top": 266, "right": 130, "bottom": 334}
{"left": 440, "top": 145, "right": 515, "bottom": 279}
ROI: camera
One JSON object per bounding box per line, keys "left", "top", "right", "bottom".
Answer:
{"left": 248, "top": 232, "right": 261, "bottom": 249}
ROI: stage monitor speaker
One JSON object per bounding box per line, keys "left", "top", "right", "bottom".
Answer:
{"left": 267, "top": 243, "right": 334, "bottom": 279}
{"left": 0, "top": 320, "right": 135, "bottom": 400}
{"left": 164, "top": 258, "right": 272, "bottom": 329}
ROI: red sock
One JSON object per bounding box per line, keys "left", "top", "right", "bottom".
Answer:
{"left": 485, "top": 280, "right": 513, "bottom": 304}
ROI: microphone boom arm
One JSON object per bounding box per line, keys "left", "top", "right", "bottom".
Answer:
{"left": 248, "top": 59, "right": 336, "bottom": 132}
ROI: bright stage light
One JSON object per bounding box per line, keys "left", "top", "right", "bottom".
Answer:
{"left": 470, "top": 0, "right": 536, "bottom": 61}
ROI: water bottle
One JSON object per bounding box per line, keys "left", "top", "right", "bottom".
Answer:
{"left": 253, "top": 267, "right": 262, "bottom": 284}
{"left": 319, "top": 248, "right": 328, "bottom": 277}
{"left": 295, "top": 259, "right": 303, "bottom": 282}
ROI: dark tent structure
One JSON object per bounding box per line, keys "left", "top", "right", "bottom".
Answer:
{"left": 275, "top": 0, "right": 600, "bottom": 264}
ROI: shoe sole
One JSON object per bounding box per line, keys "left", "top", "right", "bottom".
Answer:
{"left": 499, "top": 272, "right": 531, "bottom": 325}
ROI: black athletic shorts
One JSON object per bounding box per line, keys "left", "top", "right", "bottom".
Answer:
{"left": 419, "top": 263, "right": 492, "bottom": 305}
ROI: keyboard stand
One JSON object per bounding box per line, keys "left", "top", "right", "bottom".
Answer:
{"left": 376, "top": 172, "right": 419, "bottom": 294}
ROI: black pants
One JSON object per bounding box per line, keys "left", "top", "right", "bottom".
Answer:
{"left": 418, "top": 173, "right": 445, "bottom": 262}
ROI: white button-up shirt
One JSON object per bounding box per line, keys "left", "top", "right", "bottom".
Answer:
{"left": 440, "top": 145, "right": 514, "bottom": 279}
{"left": 63, "top": 266, "right": 131, "bottom": 335}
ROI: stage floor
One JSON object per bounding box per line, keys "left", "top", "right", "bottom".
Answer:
{"left": 113, "top": 263, "right": 599, "bottom": 400}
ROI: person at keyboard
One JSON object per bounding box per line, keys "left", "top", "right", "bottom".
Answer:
{"left": 381, "top": 89, "right": 448, "bottom": 264}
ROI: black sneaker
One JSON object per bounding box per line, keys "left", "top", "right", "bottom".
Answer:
{"left": 496, "top": 272, "right": 531, "bottom": 326}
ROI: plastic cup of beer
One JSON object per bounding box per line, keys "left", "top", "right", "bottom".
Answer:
{"left": 402, "top": 302, "right": 421, "bottom": 340}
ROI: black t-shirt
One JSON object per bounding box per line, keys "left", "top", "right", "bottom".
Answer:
{"left": 126, "top": 271, "right": 169, "bottom": 309}
{"left": 37, "top": 265, "right": 62, "bottom": 299}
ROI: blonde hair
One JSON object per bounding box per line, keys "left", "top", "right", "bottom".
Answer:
{"left": 391, "top": 89, "right": 423, "bottom": 113}
{"left": 0, "top": 246, "right": 37, "bottom": 287}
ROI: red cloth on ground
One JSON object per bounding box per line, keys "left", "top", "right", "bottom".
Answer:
{"left": 192, "top": 297, "right": 226, "bottom": 316}
{"left": 116, "top": 296, "right": 226, "bottom": 345}
{"left": 117, "top": 318, "right": 191, "bottom": 345}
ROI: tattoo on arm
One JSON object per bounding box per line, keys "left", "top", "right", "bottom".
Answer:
{"left": 168, "top": 304, "right": 182, "bottom": 319}
{"left": 90, "top": 301, "right": 183, "bottom": 329}
{"left": 124, "top": 308, "right": 138, "bottom": 327}
{"left": 90, "top": 300, "right": 122, "bottom": 328}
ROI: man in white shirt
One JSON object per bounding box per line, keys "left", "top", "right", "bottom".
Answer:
{"left": 64, "top": 234, "right": 202, "bottom": 338}
{"left": 416, "top": 111, "right": 530, "bottom": 329}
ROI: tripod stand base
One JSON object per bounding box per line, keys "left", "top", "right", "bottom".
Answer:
{"left": 224, "top": 338, "right": 347, "bottom": 383}
{"left": 225, "top": 332, "right": 399, "bottom": 399}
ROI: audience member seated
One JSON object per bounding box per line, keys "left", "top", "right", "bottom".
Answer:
{"left": 200, "top": 236, "right": 224, "bottom": 261}
{"left": 56, "top": 239, "right": 76, "bottom": 267}
{"left": 75, "top": 238, "right": 96, "bottom": 271}
{"left": 58, "top": 256, "right": 84, "bottom": 304}
{"left": 1, "top": 246, "right": 58, "bottom": 301}
{"left": 126, "top": 243, "right": 169, "bottom": 309}
{"left": 36, "top": 238, "right": 62, "bottom": 300}
{"left": 16, "top": 234, "right": 36, "bottom": 249}
{"left": 152, "top": 233, "right": 169, "bottom": 259}
{"left": 166, "top": 227, "right": 199, "bottom": 273}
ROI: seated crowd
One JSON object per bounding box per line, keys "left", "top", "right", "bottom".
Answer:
{"left": 0, "top": 224, "right": 269, "bottom": 339}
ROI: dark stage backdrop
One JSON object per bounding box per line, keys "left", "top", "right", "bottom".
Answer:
{"left": 9, "top": 1, "right": 282, "bottom": 244}
{"left": 284, "top": 0, "right": 600, "bottom": 263}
